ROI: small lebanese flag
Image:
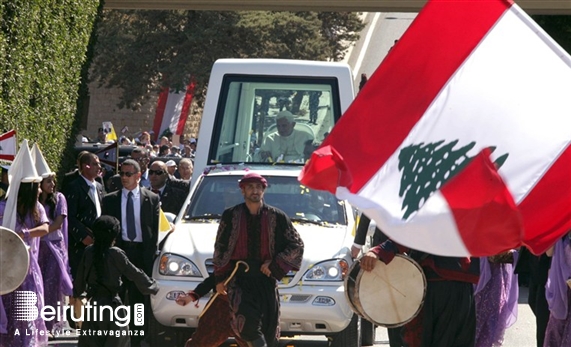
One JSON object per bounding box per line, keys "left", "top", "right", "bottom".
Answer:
{"left": 153, "top": 80, "right": 196, "bottom": 140}
{"left": 0, "top": 130, "right": 17, "bottom": 161}
{"left": 299, "top": 0, "right": 571, "bottom": 257}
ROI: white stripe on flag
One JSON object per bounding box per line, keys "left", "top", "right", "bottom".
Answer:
{"left": 159, "top": 90, "right": 186, "bottom": 136}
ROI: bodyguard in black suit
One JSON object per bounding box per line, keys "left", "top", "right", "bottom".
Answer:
{"left": 107, "top": 147, "right": 151, "bottom": 192}
{"left": 61, "top": 150, "right": 104, "bottom": 192}
{"left": 102, "top": 159, "right": 160, "bottom": 346}
{"left": 148, "top": 160, "right": 187, "bottom": 215}
{"left": 62, "top": 152, "right": 104, "bottom": 279}
{"left": 62, "top": 152, "right": 104, "bottom": 329}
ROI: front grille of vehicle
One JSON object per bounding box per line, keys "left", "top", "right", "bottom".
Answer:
{"left": 289, "top": 294, "right": 311, "bottom": 303}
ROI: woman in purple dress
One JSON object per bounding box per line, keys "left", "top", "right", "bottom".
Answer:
{"left": 543, "top": 233, "right": 571, "bottom": 346}
{"left": 0, "top": 181, "right": 50, "bottom": 347}
{"left": 38, "top": 174, "right": 72, "bottom": 335}
{"left": 474, "top": 250, "right": 519, "bottom": 347}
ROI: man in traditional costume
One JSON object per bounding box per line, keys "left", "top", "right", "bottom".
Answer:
{"left": 213, "top": 172, "right": 304, "bottom": 347}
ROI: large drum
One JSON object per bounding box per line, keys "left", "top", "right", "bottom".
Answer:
{"left": 345, "top": 254, "right": 426, "bottom": 327}
{"left": 0, "top": 226, "right": 30, "bottom": 295}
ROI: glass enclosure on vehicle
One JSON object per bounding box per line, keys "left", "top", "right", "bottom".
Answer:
{"left": 208, "top": 75, "right": 342, "bottom": 165}
{"left": 183, "top": 175, "right": 347, "bottom": 225}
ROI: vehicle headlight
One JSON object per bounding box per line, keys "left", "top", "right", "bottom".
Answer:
{"left": 302, "top": 259, "right": 349, "bottom": 281}
{"left": 158, "top": 253, "right": 201, "bottom": 277}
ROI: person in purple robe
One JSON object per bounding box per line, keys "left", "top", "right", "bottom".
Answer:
{"left": 0, "top": 181, "right": 50, "bottom": 347}
{"left": 474, "top": 250, "right": 519, "bottom": 347}
{"left": 38, "top": 174, "right": 72, "bottom": 335}
{"left": 543, "top": 233, "right": 571, "bottom": 346}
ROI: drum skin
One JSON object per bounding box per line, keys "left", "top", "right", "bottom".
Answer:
{"left": 344, "top": 254, "right": 426, "bottom": 327}
{"left": 0, "top": 227, "right": 30, "bottom": 295}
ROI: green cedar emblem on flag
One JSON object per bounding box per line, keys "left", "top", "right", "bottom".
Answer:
{"left": 398, "top": 140, "right": 508, "bottom": 220}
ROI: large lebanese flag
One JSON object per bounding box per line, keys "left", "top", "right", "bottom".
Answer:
{"left": 0, "top": 130, "right": 17, "bottom": 161}
{"left": 299, "top": 0, "right": 571, "bottom": 257}
{"left": 152, "top": 80, "right": 196, "bottom": 140}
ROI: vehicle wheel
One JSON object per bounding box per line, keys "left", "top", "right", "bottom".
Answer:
{"left": 328, "top": 314, "right": 361, "bottom": 347}
{"left": 361, "top": 319, "right": 376, "bottom": 346}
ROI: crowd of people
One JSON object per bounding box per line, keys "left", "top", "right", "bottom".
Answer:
{"left": 0, "top": 135, "right": 195, "bottom": 346}
{"left": 88, "top": 129, "right": 198, "bottom": 161}
{"left": 0, "top": 133, "right": 307, "bottom": 347}
{"left": 1, "top": 125, "right": 571, "bottom": 346}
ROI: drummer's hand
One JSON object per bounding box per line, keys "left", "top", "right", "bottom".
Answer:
{"left": 360, "top": 252, "right": 379, "bottom": 272}
{"left": 216, "top": 282, "right": 227, "bottom": 296}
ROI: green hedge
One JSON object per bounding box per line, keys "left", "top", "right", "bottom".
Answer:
{"left": 0, "top": 0, "right": 100, "bottom": 175}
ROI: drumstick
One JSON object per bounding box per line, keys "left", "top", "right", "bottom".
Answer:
{"left": 198, "top": 260, "right": 250, "bottom": 318}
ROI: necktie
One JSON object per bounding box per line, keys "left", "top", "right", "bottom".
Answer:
{"left": 126, "top": 191, "right": 136, "bottom": 241}
{"left": 152, "top": 188, "right": 160, "bottom": 195}
{"left": 89, "top": 185, "right": 101, "bottom": 217}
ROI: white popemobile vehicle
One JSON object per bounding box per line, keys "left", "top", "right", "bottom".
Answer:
{"left": 150, "top": 59, "right": 375, "bottom": 346}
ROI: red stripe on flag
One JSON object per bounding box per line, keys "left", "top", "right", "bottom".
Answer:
{"left": 0, "top": 129, "right": 16, "bottom": 141}
{"left": 441, "top": 148, "right": 523, "bottom": 256}
{"left": 300, "top": 0, "right": 512, "bottom": 193}
{"left": 176, "top": 81, "right": 196, "bottom": 135}
{"left": 298, "top": 145, "right": 351, "bottom": 192}
{"left": 153, "top": 87, "right": 170, "bottom": 141}
{"left": 519, "top": 145, "right": 571, "bottom": 255}
{"left": 0, "top": 129, "right": 17, "bottom": 161}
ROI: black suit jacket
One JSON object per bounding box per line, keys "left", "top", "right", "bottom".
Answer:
{"left": 63, "top": 176, "right": 105, "bottom": 276}
{"left": 102, "top": 188, "right": 160, "bottom": 276}
{"left": 158, "top": 185, "right": 187, "bottom": 215}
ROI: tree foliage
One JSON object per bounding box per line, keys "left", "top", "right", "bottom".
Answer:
{"left": 0, "top": 0, "right": 100, "bottom": 174}
{"left": 90, "top": 10, "right": 365, "bottom": 109}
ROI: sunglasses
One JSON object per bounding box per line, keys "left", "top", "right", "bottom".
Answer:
{"left": 148, "top": 170, "right": 165, "bottom": 176}
{"left": 119, "top": 171, "right": 137, "bottom": 177}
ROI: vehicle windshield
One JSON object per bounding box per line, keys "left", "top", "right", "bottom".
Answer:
{"left": 184, "top": 175, "right": 347, "bottom": 225}
{"left": 208, "top": 75, "right": 341, "bottom": 165}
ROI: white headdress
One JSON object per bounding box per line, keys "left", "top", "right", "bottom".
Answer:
{"left": 31, "top": 142, "right": 54, "bottom": 178}
{"left": 2, "top": 140, "right": 42, "bottom": 231}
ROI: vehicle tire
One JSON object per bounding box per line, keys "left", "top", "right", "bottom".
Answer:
{"left": 328, "top": 314, "right": 361, "bottom": 347}
{"left": 361, "top": 319, "right": 376, "bottom": 346}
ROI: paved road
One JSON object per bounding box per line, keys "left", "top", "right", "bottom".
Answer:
{"left": 49, "top": 285, "right": 539, "bottom": 347}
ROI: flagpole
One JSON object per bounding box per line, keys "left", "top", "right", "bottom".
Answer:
{"left": 115, "top": 141, "right": 120, "bottom": 173}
